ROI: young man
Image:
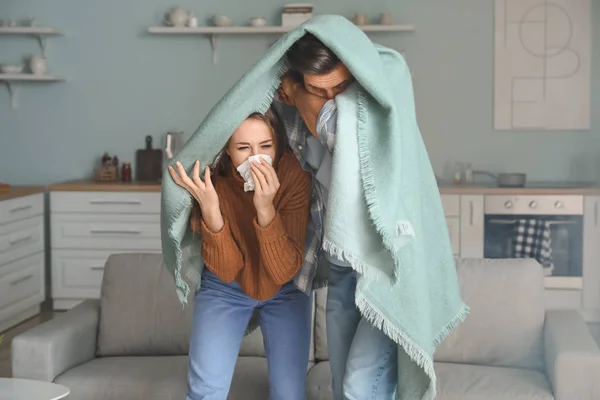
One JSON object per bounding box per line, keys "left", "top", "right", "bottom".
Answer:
{"left": 274, "top": 33, "right": 398, "bottom": 400}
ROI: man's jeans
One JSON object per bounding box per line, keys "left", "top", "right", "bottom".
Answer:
{"left": 326, "top": 263, "right": 398, "bottom": 400}
{"left": 186, "top": 270, "right": 312, "bottom": 400}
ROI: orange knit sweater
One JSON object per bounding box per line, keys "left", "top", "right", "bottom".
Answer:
{"left": 190, "top": 150, "right": 311, "bottom": 301}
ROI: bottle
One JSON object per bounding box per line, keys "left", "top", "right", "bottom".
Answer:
{"left": 452, "top": 163, "right": 462, "bottom": 184}
{"left": 463, "top": 163, "right": 474, "bottom": 184}
{"left": 101, "top": 152, "right": 111, "bottom": 166}
{"left": 121, "top": 162, "right": 132, "bottom": 183}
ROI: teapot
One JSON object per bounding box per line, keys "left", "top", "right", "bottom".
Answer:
{"left": 164, "top": 7, "right": 189, "bottom": 27}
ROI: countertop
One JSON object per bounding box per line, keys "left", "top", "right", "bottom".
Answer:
{"left": 438, "top": 181, "right": 600, "bottom": 195}
{"left": 49, "top": 180, "right": 161, "bottom": 192}
{"left": 0, "top": 186, "right": 45, "bottom": 201}
{"left": 47, "top": 179, "right": 600, "bottom": 195}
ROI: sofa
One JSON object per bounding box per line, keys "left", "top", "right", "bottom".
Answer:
{"left": 12, "top": 253, "right": 600, "bottom": 399}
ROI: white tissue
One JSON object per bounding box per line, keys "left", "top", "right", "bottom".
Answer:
{"left": 236, "top": 154, "right": 273, "bottom": 192}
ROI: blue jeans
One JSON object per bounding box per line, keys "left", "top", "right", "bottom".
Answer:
{"left": 186, "top": 270, "right": 312, "bottom": 400}
{"left": 326, "top": 264, "right": 398, "bottom": 400}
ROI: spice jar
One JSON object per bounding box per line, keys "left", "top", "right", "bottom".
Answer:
{"left": 121, "top": 162, "right": 132, "bottom": 183}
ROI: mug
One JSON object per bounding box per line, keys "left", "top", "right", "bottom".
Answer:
{"left": 353, "top": 13, "right": 367, "bottom": 25}
{"left": 380, "top": 12, "right": 394, "bottom": 25}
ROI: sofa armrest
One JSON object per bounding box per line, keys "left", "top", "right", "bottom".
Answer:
{"left": 12, "top": 300, "right": 100, "bottom": 382}
{"left": 544, "top": 310, "right": 600, "bottom": 400}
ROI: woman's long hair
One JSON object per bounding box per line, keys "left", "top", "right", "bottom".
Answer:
{"left": 211, "top": 106, "right": 289, "bottom": 177}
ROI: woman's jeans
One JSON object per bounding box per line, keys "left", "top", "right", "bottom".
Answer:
{"left": 326, "top": 263, "right": 398, "bottom": 400}
{"left": 186, "top": 270, "right": 312, "bottom": 400}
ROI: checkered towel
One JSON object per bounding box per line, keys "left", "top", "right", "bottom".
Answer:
{"left": 513, "top": 219, "right": 554, "bottom": 274}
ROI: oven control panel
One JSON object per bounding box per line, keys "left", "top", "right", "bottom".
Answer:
{"left": 484, "top": 195, "right": 583, "bottom": 215}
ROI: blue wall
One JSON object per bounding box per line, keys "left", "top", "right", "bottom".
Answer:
{"left": 0, "top": 0, "right": 598, "bottom": 185}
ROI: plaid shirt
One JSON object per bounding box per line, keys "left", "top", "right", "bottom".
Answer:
{"left": 273, "top": 98, "right": 337, "bottom": 293}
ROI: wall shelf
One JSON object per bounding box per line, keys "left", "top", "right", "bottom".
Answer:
{"left": 148, "top": 24, "right": 414, "bottom": 35}
{"left": 147, "top": 24, "right": 415, "bottom": 63}
{"left": 0, "top": 74, "right": 64, "bottom": 81}
{"left": 0, "top": 26, "right": 65, "bottom": 109}
{"left": 0, "top": 27, "right": 63, "bottom": 55}
{"left": 0, "top": 74, "right": 65, "bottom": 109}
{"left": 0, "top": 27, "right": 63, "bottom": 35}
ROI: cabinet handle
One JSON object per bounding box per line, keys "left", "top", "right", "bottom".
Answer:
{"left": 9, "top": 235, "right": 32, "bottom": 246}
{"left": 469, "top": 201, "right": 474, "bottom": 225}
{"left": 595, "top": 201, "right": 598, "bottom": 227}
{"left": 89, "top": 200, "right": 142, "bottom": 205}
{"left": 89, "top": 229, "right": 142, "bottom": 235}
{"left": 10, "top": 274, "right": 33, "bottom": 286}
{"left": 90, "top": 266, "right": 105, "bottom": 271}
{"left": 9, "top": 205, "right": 32, "bottom": 213}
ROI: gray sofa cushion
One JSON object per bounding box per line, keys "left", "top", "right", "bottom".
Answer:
{"left": 305, "top": 361, "right": 553, "bottom": 400}
{"left": 434, "top": 258, "right": 546, "bottom": 370}
{"left": 54, "top": 356, "right": 271, "bottom": 400}
{"left": 435, "top": 362, "right": 553, "bottom": 400}
{"left": 96, "top": 253, "right": 316, "bottom": 360}
{"left": 96, "top": 253, "right": 193, "bottom": 356}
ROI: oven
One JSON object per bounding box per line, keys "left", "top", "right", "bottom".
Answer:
{"left": 484, "top": 195, "right": 584, "bottom": 288}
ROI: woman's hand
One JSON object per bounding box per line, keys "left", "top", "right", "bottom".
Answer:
{"left": 251, "top": 160, "right": 280, "bottom": 227}
{"left": 168, "top": 161, "right": 224, "bottom": 232}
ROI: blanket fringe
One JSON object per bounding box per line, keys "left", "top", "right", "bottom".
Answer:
{"left": 356, "top": 292, "right": 469, "bottom": 400}
{"left": 355, "top": 292, "right": 437, "bottom": 400}
{"left": 327, "top": 222, "right": 469, "bottom": 400}
{"left": 355, "top": 91, "right": 407, "bottom": 261}
{"left": 257, "top": 60, "right": 289, "bottom": 114}
{"left": 166, "top": 60, "right": 289, "bottom": 309}
{"left": 433, "top": 302, "right": 470, "bottom": 347}
{"left": 322, "top": 238, "right": 392, "bottom": 284}
{"left": 326, "top": 230, "right": 439, "bottom": 399}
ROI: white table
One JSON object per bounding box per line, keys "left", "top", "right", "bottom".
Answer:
{"left": 0, "top": 378, "right": 69, "bottom": 400}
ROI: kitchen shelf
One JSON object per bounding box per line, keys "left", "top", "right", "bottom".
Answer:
{"left": 0, "top": 74, "right": 64, "bottom": 81}
{"left": 0, "top": 27, "right": 63, "bottom": 35}
{"left": 0, "top": 27, "right": 63, "bottom": 56}
{"left": 0, "top": 74, "right": 65, "bottom": 109}
{"left": 0, "top": 25, "right": 65, "bottom": 109}
{"left": 148, "top": 24, "right": 415, "bottom": 34}
{"left": 148, "top": 24, "right": 415, "bottom": 63}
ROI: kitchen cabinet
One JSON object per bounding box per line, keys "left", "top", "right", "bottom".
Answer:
{"left": 459, "top": 195, "right": 485, "bottom": 258}
{"left": 0, "top": 190, "right": 45, "bottom": 332}
{"left": 440, "top": 194, "right": 484, "bottom": 258}
{"left": 50, "top": 189, "right": 161, "bottom": 310}
{"left": 46, "top": 183, "right": 599, "bottom": 319}
{"left": 582, "top": 195, "right": 600, "bottom": 322}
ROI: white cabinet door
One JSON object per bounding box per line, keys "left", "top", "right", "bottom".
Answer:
{"left": 460, "top": 195, "right": 484, "bottom": 258}
{"left": 51, "top": 213, "right": 160, "bottom": 250}
{"left": 582, "top": 196, "right": 600, "bottom": 321}
{"left": 51, "top": 192, "right": 160, "bottom": 214}
{"left": 441, "top": 195, "right": 460, "bottom": 217}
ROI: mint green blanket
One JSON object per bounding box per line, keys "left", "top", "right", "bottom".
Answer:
{"left": 161, "top": 14, "right": 468, "bottom": 399}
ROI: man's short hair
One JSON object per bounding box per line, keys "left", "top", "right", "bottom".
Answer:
{"left": 285, "top": 33, "right": 340, "bottom": 76}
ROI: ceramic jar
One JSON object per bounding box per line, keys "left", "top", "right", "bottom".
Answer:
{"left": 29, "top": 55, "right": 47, "bottom": 75}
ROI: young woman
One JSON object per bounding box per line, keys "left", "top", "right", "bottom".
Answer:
{"left": 168, "top": 107, "right": 312, "bottom": 400}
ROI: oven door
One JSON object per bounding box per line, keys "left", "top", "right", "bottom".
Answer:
{"left": 484, "top": 214, "right": 583, "bottom": 283}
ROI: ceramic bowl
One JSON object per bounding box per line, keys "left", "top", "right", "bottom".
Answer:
{"left": 213, "top": 15, "right": 234, "bottom": 27}
{"left": 251, "top": 17, "right": 267, "bottom": 27}
{"left": 1, "top": 64, "right": 23, "bottom": 74}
